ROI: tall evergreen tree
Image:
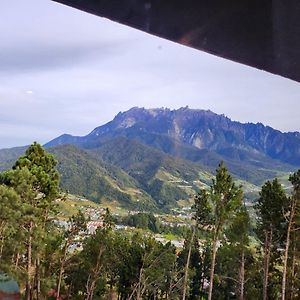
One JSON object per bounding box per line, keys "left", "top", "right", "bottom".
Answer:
{"left": 0, "top": 142, "right": 60, "bottom": 300}
{"left": 194, "top": 162, "right": 243, "bottom": 300}
{"left": 282, "top": 170, "right": 300, "bottom": 300}
{"left": 215, "top": 206, "right": 255, "bottom": 300}
{"left": 0, "top": 185, "right": 20, "bottom": 269}
{"left": 255, "top": 178, "right": 287, "bottom": 300}
{"left": 227, "top": 207, "right": 251, "bottom": 300}
{"left": 83, "top": 209, "right": 113, "bottom": 300}
{"left": 178, "top": 229, "right": 205, "bottom": 300}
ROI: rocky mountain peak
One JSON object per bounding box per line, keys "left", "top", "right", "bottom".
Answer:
{"left": 46, "top": 107, "right": 300, "bottom": 166}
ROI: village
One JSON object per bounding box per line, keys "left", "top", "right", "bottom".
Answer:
{"left": 57, "top": 196, "right": 193, "bottom": 252}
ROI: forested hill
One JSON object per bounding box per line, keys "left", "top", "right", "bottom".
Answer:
{"left": 0, "top": 143, "right": 213, "bottom": 210}
{"left": 49, "top": 145, "right": 158, "bottom": 210}
{"left": 0, "top": 146, "right": 28, "bottom": 171}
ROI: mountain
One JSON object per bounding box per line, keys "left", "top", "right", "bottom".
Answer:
{"left": 46, "top": 107, "right": 299, "bottom": 184}
{"left": 0, "top": 146, "right": 28, "bottom": 171}
{"left": 1, "top": 107, "right": 298, "bottom": 210}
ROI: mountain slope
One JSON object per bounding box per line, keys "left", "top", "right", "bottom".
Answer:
{"left": 91, "top": 107, "right": 300, "bottom": 166}
{"left": 0, "top": 144, "right": 157, "bottom": 210}
{"left": 0, "top": 143, "right": 211, "bottom": 210}
{"left": 0, "top": 146, "right": 28, "bottom": 171}
{"left": 47, "top": 106, "right": 300, "bottom": 165}
{"left": 46, "top": 107, "right": 298, "bottom": 184}
{"left": 87, "top": 137, "right": 212, "bottom": 208}
{"left": 48, "top": 145, "right": 157, "bottom": 210}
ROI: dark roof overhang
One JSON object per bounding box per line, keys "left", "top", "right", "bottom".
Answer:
{"left": 53, "top": 0, "right": 300, "bottom": 83}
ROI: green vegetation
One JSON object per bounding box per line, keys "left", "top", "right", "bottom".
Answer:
{"left": 121, "top": 213, "right": 161, "bottom": 233}
{"left": 88, "top": 137, "right": 211, "bottom": 209}
{"left": 0, "top": 142, "right": 60, "bottom": 299}
{"left": 50, "top": 145, "right": 157, "bottom": 211}
{"left": 0, "top": 143, "right": 299, "bottom": 300}
{"left": 194, "top": 162, "right": 244, "bottom": 300}
{"left": 0, "top": 137, "right": 295, "bottom": 212}
{"left": 117, "top": 212, "right": 191, "bottom": 238}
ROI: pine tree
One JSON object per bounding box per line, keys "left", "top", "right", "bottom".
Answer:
{"left": 1, "top": 142, "right": 60, "bottom": 300}
{"left": 282, "top": 170, "right": 300, "bottom": 300}
{"left": 84, "top": 209, "right": 113, "bottom": 300}
{"left": 194, "top": 162, "right": 243, "bottom": 300}
{"left": 255, "top": 178, "right": 287, "bottom": 300}
{"left": 0, "top": 185, "right": 20, "bottom": 269}
{"left": 216, "top": 206, "right": 252, "bottom": 300}
{"left": 178, "top": 229, "right": 204, "bottom": 300}
{"left": 182, "top": 227, "right": 195, "bottom": 300}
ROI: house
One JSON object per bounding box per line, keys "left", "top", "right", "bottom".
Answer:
{"left": 0, "top": 273, "right": 20, "bottom": 300}
{"left": 87, "top": 221, "right": 104, "bottom": 234}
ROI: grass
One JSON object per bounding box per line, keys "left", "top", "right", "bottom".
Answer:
{"left": 162, "top": 233, "right": 180, "bottom": 241}
{"left": 56, "top": 194, "right": 100, "bottom": 219}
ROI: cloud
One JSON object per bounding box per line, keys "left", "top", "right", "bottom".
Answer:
{"left": 0, "top": 41, "right": 125, "bottom": 73}
{"left": 0, "top": 0, "right": 300, "bottom": 149}
{"left": 0, "top": 0, "right": 141, "bottom": 73}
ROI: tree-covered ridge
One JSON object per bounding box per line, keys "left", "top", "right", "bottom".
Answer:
{"left": 0, "top": 143, "right": 299, "bottom": 299}
{"left": 0, "top": 141, "right": 215, "bottom": 211}
{"left": 49, "top": 145, "right": 157, "bottom": 211}
{"left": 0, "top": 146, "right": 28, "bottom": 172}
{"left": 88, "top": 137, "right": 212, "bottom": 208}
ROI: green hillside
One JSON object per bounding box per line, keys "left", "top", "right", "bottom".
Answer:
{"left": 0, "top": 142, "right": 213, "bottom": 210}
{"left": 0, "top": 140, "right": 292, "bottom": 210}
{"left": 0, "top": 146, "right": 27, "bottom": 171}
{"left": 100, "top": 129, "right": 291, "bottom": 186}
{"left": 49, "top": 145, "right": 157, "bottom": 210}
{"left": 88, "top": 137, "right": 212, "bottom": 209}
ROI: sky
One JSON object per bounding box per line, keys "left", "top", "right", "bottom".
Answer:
{"left": 1, "top": 0, "right": 300, "bottom": 149}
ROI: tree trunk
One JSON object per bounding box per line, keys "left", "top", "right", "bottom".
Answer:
{"left": 57, "top": 241, "right": 69, "bottom": 299}
{"left": 290, "top": 235, "right": 297, "bottom": 300}
{"left": 282, "top": 202, "right": 295, "bottom": 300}
{"left": 66, "top": 282, "right": 73, "bottom": 300}
{"left": 239, "top": 251, "right": 245, "bottom": 300}
{"left": 136, "top": 268, "right": 142, "bottom": 300}
{"left": 15, "top": 251, "right": 20, "bottom": 268}
{"left": 107, "top": 287, "right": 114, "bottom": 300}
{"left": 0, "top": 234, "right": 5, "bottom": 261}
{"left": 36, "top": 257, "right": 41, "bottom": 300}
{"left": 263, "top": 228, "right": 272, "bottom": 300}
{"left": 85, "top": 247, "right": 104, "bottom": 300}
{"left": 26, "top": 221, "right": 33, "bottom": 300}
{"left": 0, "top": 222, "right": 7, "bottom": 257}
{"left": 208, "top": 235, "right": 218, "bottom": 300}
{"left": 182, "top": 227, "right": 195, "bottom": 300}
{"left": 86, "top": 278, "right": 97, "bottom": 300}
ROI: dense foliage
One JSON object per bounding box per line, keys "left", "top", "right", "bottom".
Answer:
{"left": 50, "top": 145, "right": 157, "bottom": 211}
{"left": 0, "top": 144, "right": 299, "bottom": 299}
{"left": 118, "top": 213, "right": 190, "bottom": 237}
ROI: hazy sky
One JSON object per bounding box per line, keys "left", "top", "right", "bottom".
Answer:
{"left": 1, "top": 0, "right": 300, "bottom": 149}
